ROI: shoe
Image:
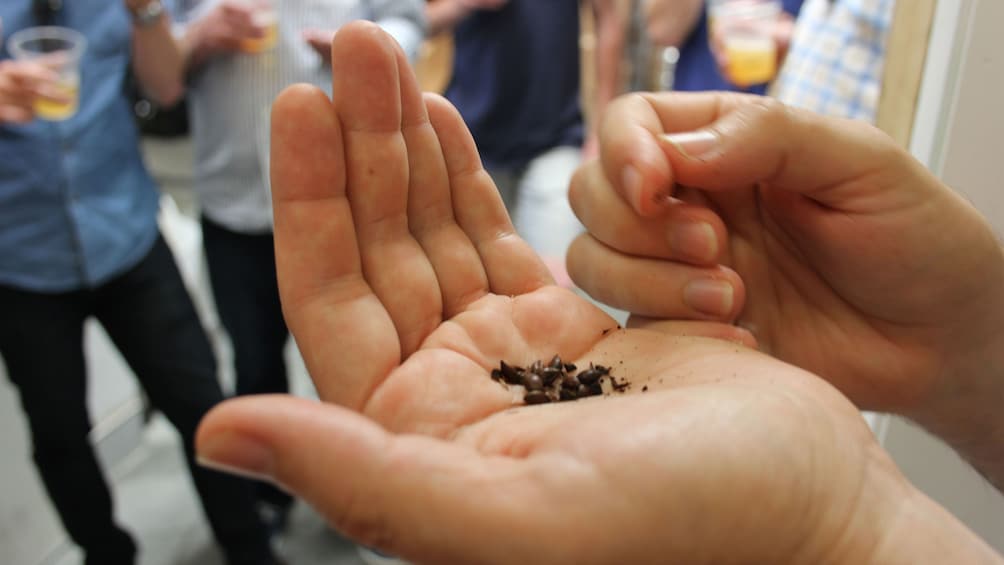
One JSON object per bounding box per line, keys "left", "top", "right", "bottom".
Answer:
{"left": 83, "top": 528, "right": 137, "bottom": 565}
{"left": 356, "top": 546, "right": 412, "bottom": 565}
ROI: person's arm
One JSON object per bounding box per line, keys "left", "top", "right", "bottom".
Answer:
{"left": 642, "top": 0, "right": 703, "bottom": 47}
{"left": 425, "top": 0, "right": 471, "bottom": 36}
{"left": 179, "top": 1, "right": 264, "bottom": 72}
{"left": 584, "top": 0, "right": 627, "bottom": 159}
{"left": 425, "top": 0, "right": 506, "bottom": 36}
{"left": 125, "top": 0, "right": 186, "bottom": 106}
{"left": 912, "top": 333, "right": 1004, "bottom": 493}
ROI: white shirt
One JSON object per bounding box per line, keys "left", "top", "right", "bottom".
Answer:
{"left": 171, "top": 0, "right": 425, "bottom": 233}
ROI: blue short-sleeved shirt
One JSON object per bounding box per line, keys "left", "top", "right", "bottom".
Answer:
{"left": 675, "top": 0, "right": 805, "bottom": 93}
{"left": 0, "top": 2, "right": 159, "bottom": 293}
{"left": 445, "top": 0, "right": 584, "bottom": 170}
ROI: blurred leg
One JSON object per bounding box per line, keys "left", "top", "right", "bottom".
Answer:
{"left": 511, "top": 145, "right": 584, "bottom": 259}
{"left": 201, "top": 216, "right": 294, "bottom": 512}
{"left": 485, "top": 165, "right": 521, "bottom": 217}
{"left": 0, "top": 285, "right": 136, "bottom": 565}
{"left": 95, "top": 235, "right": 275, "bottom": 564}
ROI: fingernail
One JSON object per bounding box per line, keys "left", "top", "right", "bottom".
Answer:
{"left": 662, "top": 130, "right": 719, "bottom": 160}
{"left": 197, "top": 433, "right": 274, "bottom": 482}
{"left": 622, "top": 165, "right": 643, "bottom": 211}
{"left": 669, "top": 222, "right": 718, "bottom": 263}
{"left": 684, "top": 279, "right": 734, "bottom": 318}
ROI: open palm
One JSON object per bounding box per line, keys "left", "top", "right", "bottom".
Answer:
{"left": 196, "top": 23, "right": 915, "bottom": 564}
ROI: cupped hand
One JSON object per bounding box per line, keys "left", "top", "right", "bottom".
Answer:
{"left": 0, "top": 59, "right": 63, "bottom": 123}
{"left": 302, "top": 28, "right": 336, "bottom": 64}
{"left": 567, "top": 91, "right": 1004, "bottom": 420}
{"left": 193, "top": 22, "right": 922, "bottom": 564}
{"left": 188, "top": 0, "right": 267, "bottom": 55}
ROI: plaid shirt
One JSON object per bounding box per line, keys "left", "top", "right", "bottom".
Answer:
{"left": 773, "top": 0, "right": 896, "bottom": 123}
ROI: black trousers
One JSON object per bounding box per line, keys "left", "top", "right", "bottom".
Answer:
{"left": 201, "top": 217, "right": 293, "bottom": 509}
{"left": 0, "top": 235, "right": 272, "bottom": 565}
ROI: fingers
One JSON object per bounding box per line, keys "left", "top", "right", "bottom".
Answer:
{"left": 196, "top": 396, "right": 545, "bottom": 563}
{"left": 220, "top": 2, "right": 265, "bottom": 37}
{"left": 569, "top": 159, "right": 728, "bottom": 266}
{"left": 602, "top": 91, "right": 929, "bottom": 216}
{"left": 332, "top": 22, "right": 445, "bottom": 358}
{"left": 401, "top": 90, "right": 493, "bottom": 318}
{"left": 0, "top": 61, "right": 61, "bottom": 117}
{"left": 424, "top": 94, "right": 554, "bottom": 296}
{"left": 271, "top": 80, "right": 399, "bottom": 410}
{"left": 567, "top": 233, "right": 745, "bottom": 321}
{"left": 0, "top": 105, "right": 33, "bottom": 123}
{"left": 597, "top": 93, "right": 676, "bottom": 218}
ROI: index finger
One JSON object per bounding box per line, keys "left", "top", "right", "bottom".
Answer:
{"left": 600, "top": 91, "right": 932, "bottom": 216}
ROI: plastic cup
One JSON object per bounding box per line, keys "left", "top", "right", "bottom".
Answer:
{"left": 7, "top": 26, "right": 87, "bottom": 121}
{"left": 239, "top": 0, "right": 278, "bottom": 54}
{"left": 708, "top": 0, "right": 781, "bottom": 87}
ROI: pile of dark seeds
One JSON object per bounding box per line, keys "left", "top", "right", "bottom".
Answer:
{"left": 491, "top": 354, "right": 630, "bottom": 405}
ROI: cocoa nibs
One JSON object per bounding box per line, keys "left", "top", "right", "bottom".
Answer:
{"left": 491, "top": 354, "right": 630, "bottom": 405}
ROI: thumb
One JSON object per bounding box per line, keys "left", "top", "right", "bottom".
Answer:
{"left": 655, "top": 97, "right": 932, "bottom": 210}
{"left": 195, "top": 396, "right": 542, "bottom": 563}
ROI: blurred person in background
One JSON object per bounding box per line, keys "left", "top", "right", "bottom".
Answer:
{"left": 0, "top": 2, "right": 280, "bottom": 564}
{"left": 644, "top": 0, "right": 803, "bottom": 93}
{"left": 424, "top": 0, "right": 621, "bottom": 286}
{"left": 168, "top": 0, "right": 424, "bottom": 535}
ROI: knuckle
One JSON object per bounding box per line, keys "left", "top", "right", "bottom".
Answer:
{"left": 743, "top": 96, "right": 794, "bottom": 131}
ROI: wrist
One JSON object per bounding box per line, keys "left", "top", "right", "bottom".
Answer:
{"left": 911, "top": 328, "right": 1004, "bottom": 492}
{"left": 806, "top": 454, "right": 1003, "bottom": 565}
{"left": 868, "top": 486, "right": 1003, "bottom": 564}
{"left": 126, "top": 0, "right": 166, "bottom": 28}
{"left": 906, "top": 239, "right": 1004, "bottom": 491}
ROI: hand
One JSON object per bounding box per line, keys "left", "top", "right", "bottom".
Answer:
{"left": 186, "top": 0, "right": 266, "bottom": 57}
{"left": 642, "top": 0, "right": 704, "bottom": 48}
{"left": 708, "top": 11, "right": 794, "bottom": 86}
{"left": 302, "top": 28, "right": 336, "bottom": 64}
{"left": 0, "top": 59, "right": 64, "bottom": 124}
{"left": 567, "top": 92, "right": 1004, "bottom": 440}
{"left": 190, "top": 22, "right": 1001, "bottom": 564}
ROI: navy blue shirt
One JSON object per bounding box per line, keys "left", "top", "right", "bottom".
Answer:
{"left": 445, "top": 0, "right": 583, "bottom": 170}
{"left": 0, "top": 2, "right": 160, "bottom": 292}
{"left": 675, "top": 0, "right": 805, "bottom": 93}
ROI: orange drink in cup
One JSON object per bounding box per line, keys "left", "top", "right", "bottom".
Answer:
{"left": 7, "top": 26, "right": 87, "bottom": 121}
{"left": 239, "top": 0, "right": 278, "bottom": 53}
{"left": 709, "top": 0, "right": 781, "bottom": 87}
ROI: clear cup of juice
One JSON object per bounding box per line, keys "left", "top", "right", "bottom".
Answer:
{"left": 709, "top": 0, "right": 781, "bottom": 87}
{"left": 7, "top": 26, "right": 87, "bottom": 121}
{"left": 239, "top": 0, "right": 278, "bottom": 54}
